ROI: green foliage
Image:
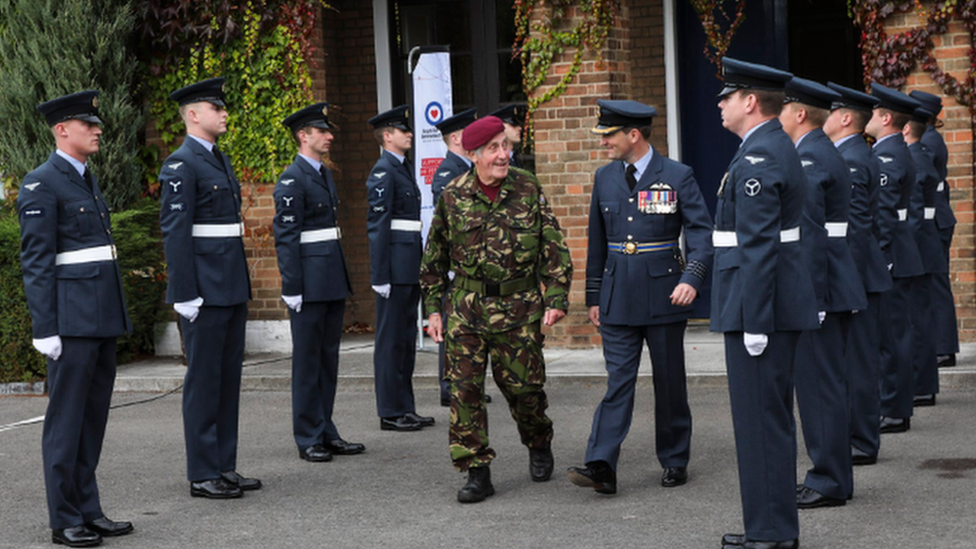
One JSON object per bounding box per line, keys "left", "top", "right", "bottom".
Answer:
{"left": 0, "top": 0, "right": 145, "bottom": 211}
{"left": 0, "top": 206, "right": 47, "bottom": 383}
{"left": 112, "top": 198, "right": 168, "bottom": 363}
{"left": 145, "top": 2, "right": 316, "bottom": 186}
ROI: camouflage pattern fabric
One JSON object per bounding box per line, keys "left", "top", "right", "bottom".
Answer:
{"left": 420, "top": 166, "right": 573, "bottom": 470}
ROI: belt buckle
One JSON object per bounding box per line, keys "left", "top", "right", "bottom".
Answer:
{"left": 111, "top": 246, "right": 117, "bottom": 260}
{"left": 484, "top": 282, "right": 500, "bottom": 297}
{"left": 624, "top": 241, "right": 638, "bottom": 255}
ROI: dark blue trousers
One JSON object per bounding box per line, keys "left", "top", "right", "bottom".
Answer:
{"left": 880, "top": 277, "right": 916, "bottom": 419}
{"left": 934, "top": 226, "right": 959, "bottom": 355}
{"left": 43, "top": 337, "right": 116, "bottom": 529}
{"left": 725, "top": 331, "right": 799, "bottom": 542}
{"left": 847, "top": 292, "right": 883, "bottom": 458}
{"left": 796, "top": 313, "right": 852, "bottom": 499}
{"left": 913, "top": 274, "right": 939, "bottom": 396}
{"left": 181, "top": 303, "right": 247, "bottom": 481}
{"left": 585, "top": 321, "right": 691, "bottom": 470}
{"left": 290, "top": 300, "right": 345, "bottom": 449}
{"left": 374, "top": 284, "right": 419, "bottom": 417}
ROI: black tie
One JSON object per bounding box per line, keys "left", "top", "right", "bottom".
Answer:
{"left": 83, "top": 168, "right": 93, "bottom": 192}
{"left": 213, "top": 146, "right": 226, "bottom": 171}
{"left": 319, "top": 165, "right": 329, "bottom": 182}
{"left": 626, "top": 164, "right": 638, "bottom": 192}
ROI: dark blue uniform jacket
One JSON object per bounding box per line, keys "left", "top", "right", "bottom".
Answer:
{"left": 874, "top": 134, "right": 923, "bottom": 278}
{"left": 908, "top": 142, "right": 946, "bottom": 274}
{"left": 366, "top": 150, "right": 422, "bottom": 286}
{"left": 921, "top": 125, "right": 956, "bottom": 231}
{"left": 431, "top": 151, "right": 470, "bottom": 208}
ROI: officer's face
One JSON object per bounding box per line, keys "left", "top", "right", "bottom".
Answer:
{"left": 194, "top": 102, "right": 228, "bottom": 138}
{"left": 304, "top": 127, "right": 334, "bottom": 155}
{"left": 503, "top": 122, "right": 522, "bottom": 144}
{"left": 387, "top": 128, "right": 413, "bottom": 154}
{"left": 777, "top": 103, "right": 800, "bottom": 141}
{"left": 718, "top": 90, "right": 748, "bottom": 136}
{"left": 58, "top": 119, "right": 102, "bottom": 158}
{"left": 600, "top": 129, "right": 636, "bottom": 162}
{"left": 822, "top": 109, "right": 845, "bottom": 141}
{"left": 470, "top": 132, "right": 511, "bottom": 186}
{"left": 864, "top": 108, "right": 884, "bottom": 138}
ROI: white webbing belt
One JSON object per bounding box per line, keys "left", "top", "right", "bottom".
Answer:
{"left": 825, "top": 222, "right": 848, "bottom": 238}
{"left": 897, "top": 209, "right": 908, "bottom": 222}
{"left": 712, "top": 227, "right": 800, "bottom": 248}
{"left": 192, "top": 223, "right": 244, "bottom": 237}
{"left": 56, "top": 245, "right": 117, "bottom": 266}
{"left": 924, "top": 207, "right": 936, "bottom": 220}
{"left": 300, "top": 227, "right": 341, "bottom": 243}
{"left": 391, "top": 219, "right": 422, "bottom": 232}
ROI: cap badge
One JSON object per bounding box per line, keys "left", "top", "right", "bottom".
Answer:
{"left": 91, "top": 96, "right": 99, "bottom": 108}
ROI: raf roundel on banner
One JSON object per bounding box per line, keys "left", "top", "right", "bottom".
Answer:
{"left": 425, "top": 101, "right": 445, "bottom": 126}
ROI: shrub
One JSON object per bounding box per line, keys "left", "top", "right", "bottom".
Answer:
{"left": 0, "top": 205, "right": 46, "bottom": 383}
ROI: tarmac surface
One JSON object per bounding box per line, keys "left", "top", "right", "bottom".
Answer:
{"left": 1, "top": 325, "right": 975, "bottom": 548}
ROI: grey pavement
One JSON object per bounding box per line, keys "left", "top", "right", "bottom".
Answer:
{"left": 0, "top": 326, "right": 974, "bottom": 548}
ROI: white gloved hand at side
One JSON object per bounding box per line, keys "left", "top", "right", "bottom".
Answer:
{"left": 372, "top": 284, "right": 391, "bottom": 299}
{"left": 818, "top": 311, "right": 826, "bottom": 324}
{"left": 174, "top": 297, "right": 204, "bottom": 323}
{"left": 282, "top": 294, "right": 303, "bottom": 313}
{"left": 743, "top": 332, "right": 768, "bottom": 357}
{"left": 33, "top": 335, "right": 62, "bottom": 360}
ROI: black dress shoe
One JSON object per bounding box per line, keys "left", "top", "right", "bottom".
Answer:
{"left": 914, "top": 394, "right": 936, "bottom": 407}
{"left": 86, "top": 517, "right": 133, "bottom": 537}
{"left": 404, "top": 411, "right": 435, "bottom": 427}
{"left": 567, "top": 461, "right": 617, "bottom": 494}
{"left": 381, "top": 415, "right": 423, "bottom": 431}
{"left": 190, "top": 478, "right": 242, "bottom": 499}
{"left": 879, "top": 416, "right": 910, "bottom": 433}
{"left": 221, "top": 471, "right": 262, "bottom": 491}
{"left": 852, "top": 446, "right": 877, "bottom": 466}
{"left": 325, "top": 438, "right": 365, "bottom": 455}
{"left": 52, "top": 526, "right": 101, "bottom": 547}
{"left": 721, "top": 535, "right": 798, "bottom": 549}
{"left": 661, "top": 466, "right": 688, "bottom": 488}
{"left": 796, "top": 485, "right": 846, "bottom": 509}
{"left": 457, "top": 466, "right": 494, "bottom": 503}
{"left": 937, "top": 354, "right": 956, "bottom": 367}
{"left": 529, "top": 447, "right": 554, "bottom": 482}
{"left": 484, "top": 394, "right": 492, "bottom": 403}
{"left": 299, "top": 444, "right": 333, "bottom": 462}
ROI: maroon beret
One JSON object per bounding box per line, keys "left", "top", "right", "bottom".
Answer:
{"left": 462, "top": 115, "right": 505, "bottom": 151}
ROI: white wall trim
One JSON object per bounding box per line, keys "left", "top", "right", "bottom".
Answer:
{"left": 155, "top": 321, "right": 294, "bottom": 356}
{"left": 373, "top": 0, "right": 393, "bottom": 111}
{"left": 663, "top": 0, "right": 681, "bottom": 161}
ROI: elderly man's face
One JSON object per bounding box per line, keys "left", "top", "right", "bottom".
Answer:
{"left": 470, "top": 132, "right": 511, "bottom": 186}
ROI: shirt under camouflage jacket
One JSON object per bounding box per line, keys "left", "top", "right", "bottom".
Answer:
{"left": 420, "top": 166, "right": 573, "bottom": 331}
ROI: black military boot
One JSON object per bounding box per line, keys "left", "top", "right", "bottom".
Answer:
{"left": 457, "top": 466, "right": 494, "bottom": 503}
{"left": 529, "top": 447, "right": 554, "bottom": 481}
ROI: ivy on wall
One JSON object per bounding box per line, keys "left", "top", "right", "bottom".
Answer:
{"left": 690, "top": 0, "right": 747, "bottom": 75}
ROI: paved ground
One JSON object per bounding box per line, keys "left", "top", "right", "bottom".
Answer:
{"left": 1, "top": 326, "right": 974, "bottom": 548}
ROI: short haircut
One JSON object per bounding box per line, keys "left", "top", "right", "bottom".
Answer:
{"left": 744, "top": 89, "right": 785, "bottom": 117}
{"left": 846, "top": 108, "right": 871, "bottom": 131}
{"left": 879, "top": 108, "right": 910, "bottom": 129}
{"left": 906, "top": 119, "right": 926, "bottom": 140}
{"left": 789, "top": 102, "right": 828, "bottom": 127}
{"left": 374, "top": 127, "right": 393, "bottom": 146}
{"left": 621, "top": 124, "right": 653, "bottom": 141}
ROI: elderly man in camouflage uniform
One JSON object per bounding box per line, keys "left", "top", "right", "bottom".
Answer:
{"left": 421, "top": 115, "right": 573, "bottom": 504}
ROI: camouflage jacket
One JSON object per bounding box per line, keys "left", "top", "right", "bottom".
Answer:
{"left": 420, "top": 166, "right": 573, "bottom": 332}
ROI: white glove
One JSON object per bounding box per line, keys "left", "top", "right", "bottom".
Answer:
{"left": 372, "top": 284, "right": 391, "bottom": 299}
{"left": 743, "top": 332, "right": 768, "bottom": 357}
{"left": 282, "top": 294, "right": 303, "bottom": 313}
{"left": 818, "top": 311, "right": 826, "bottom": 325}
{"left": 174, "top": 297, "right": 204, "bottom": 323}
{"left": 33, "top": 335, "right": 62, "bottom": 361}
{"left": 887, "top": 263, "right": 893, "bottom": 272}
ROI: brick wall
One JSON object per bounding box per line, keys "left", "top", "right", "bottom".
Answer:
{"left": 886, "top": 10, "right": 975, "bottom": 342}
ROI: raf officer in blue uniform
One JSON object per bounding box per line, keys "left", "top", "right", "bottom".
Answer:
{"left": 865, "top": 84, "right": 924, "bottom": 434}
{"left": 366, "top": 105, "right": 434, "bottom": 431}
{"left": 20, "top": 91, "right": 134, "bottom": 547}
{"left": 431, "top": 107, "right": 480, "bottom": 407}
{"left": 904, "top": 106, "right": 944, "bottom": 407}
{"left": 712, "top": 58, "right": 818, "bottom": 549}
{"left": 780, "top": 78, "right": 866, "bottom": 509}
{"left": 910, "top": 90, "right": 958, "bottom": 369}
{"left": 567, "top": 100, "right": 712, "bottom": 495}
{"left": 159, "top": 78, "right": 261, "bottom": 498}
{"left": 824, "top": 82, "right": 891, "bottom": 466}
{"left": 274, "top": 103, "right": 365, "bottom": 462}
{"left": 489, "top": 104, "right": 526, "bottom": 171}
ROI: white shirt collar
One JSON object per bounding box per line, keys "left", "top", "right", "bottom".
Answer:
{"left": 298, "top": 153, "right": 323, "bottom": 172}
{"left": 794, "top": 129, "right": 815, "bottom": 149}
{"left": 833, "top": 133, "right": 858, "bottom": 148}
{"left": 624, "top": 147, "right": 654, "bottom": 181}
{"left": 873, "top": 132, "right": 899, "bottom": 148}
{"left": 386, "top": 150, "right": 405, "bottom": 164}
{"left": 455, "top": 151, "right": 473, "bottom": 168}
{"left": 187, "top": 134, "right": 215, "bottom": 152}
{"left": 740, "top": 119, "right": 772, "bottom": 147}
{"left": 55, "top": 149, "right": 87, "bottom": 178}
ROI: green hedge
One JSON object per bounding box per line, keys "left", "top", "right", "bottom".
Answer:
{"left": 0, "top": 197, "right": 166, "bottom": 383}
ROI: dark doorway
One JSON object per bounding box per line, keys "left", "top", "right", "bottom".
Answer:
{"left": 787, "top": 0, "right": 863, "bottom": 88}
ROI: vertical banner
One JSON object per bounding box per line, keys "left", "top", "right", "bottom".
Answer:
{"left": 411, "top": 48, "right": 452, "bottom": 246}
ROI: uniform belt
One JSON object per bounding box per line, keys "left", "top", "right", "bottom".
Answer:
{"left": 937, "top": 181, "right": 945, "bottom": 192}
{"left": 825, "top": 222, "right": 848, "bottom": 238}
{"left": 454, "top": 275, "right": 537, "bottom": 297}
{"left": 300, "top": 227, "right": 341, "bottom": 243}
{"left": 390, "top": 219, "right": 422, "bottom": 232}
{"left": 924, "top": 207, "right": 936, "bottom": 220}
{"left": 897, "top": 209, "right": 908, "bottom": 222}
{"left": 712, "top": 227, "right": 800, "bottom": 248}
{"left": 56, "top": 244, "right": 117, "bottom": 266}
{"left": 192, "top": 222, "right": 244, "bottom": 237}
{"left": 607, "top": 239, "right": 678, "bottom": 255}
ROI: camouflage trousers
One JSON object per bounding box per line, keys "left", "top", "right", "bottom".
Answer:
{"left": 445, "top": 319, "right": 553, "bottom": 471}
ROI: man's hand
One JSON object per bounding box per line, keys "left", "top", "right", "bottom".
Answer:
{"left": 372, "top": 284, "right": 391, "bottom": 299}
{"left": 543, "top": 308, "right": 566, "bottom": 326}
{"left": 282, "top": 295, "right": 303, "bottom": 313}
{"left": 174, "top": 297, "right": 203, "bottom": 323}
{"left": 587, "top": 305, "right": 600, "bottom": 327}
{"left": 744, "top": 332, "right": 768, "bottom": 357}
{"left": 670, "top": 283, "right": 698, "bottom": 307}
{"left": 33, "top": 335, "right": 62, "bottom": 361}
{"left": 428, "top": 313, "right": 443, "bottom": 343}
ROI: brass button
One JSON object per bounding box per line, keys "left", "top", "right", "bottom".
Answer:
{"left": 627, "top": 235, "right": 633, "bottom": 240}
{"left": 627, "top": 216, "right": 633, "bottom": 222}
{"left": 80, "top": 207, "right": 85, "bottom": 212}
{"left": 213, "top": 185, "right": 218, "bottom": 190}
{"left": 629, "top": 198, "right": 634, "bottom": 203}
